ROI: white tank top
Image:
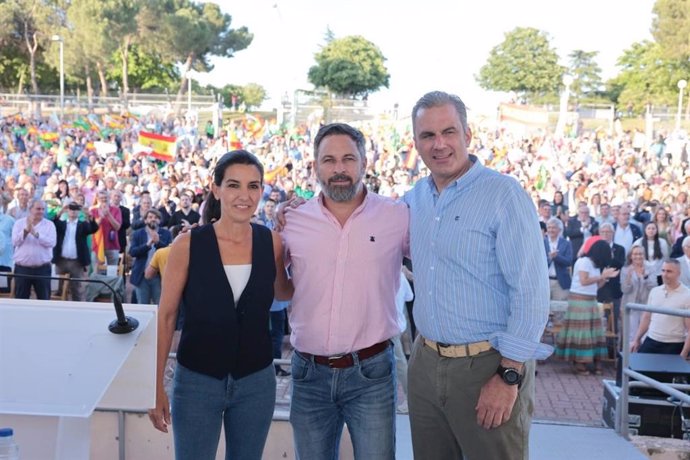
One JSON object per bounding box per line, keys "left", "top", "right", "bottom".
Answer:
{"left": 223, "top": 264, "right": 252, "bottom": 305}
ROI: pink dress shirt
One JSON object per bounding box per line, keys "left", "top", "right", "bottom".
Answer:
{"left": 282, "top": 191, "right": 409, "bottom": 356}
{"left": 11, "top": 217, "right": 57, "bottom": 266}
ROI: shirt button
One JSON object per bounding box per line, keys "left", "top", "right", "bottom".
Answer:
{"left": 430, "top": 266, "right": 434, "bottom": 270}
{"left": 435, "top": 217, "right": 440, "bottom": 221}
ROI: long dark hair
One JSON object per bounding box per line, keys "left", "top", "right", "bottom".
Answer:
{"left": 202, "top": 150, "right": 264, "bottom": 224}
{"left": 641, "top": 222, "right": 662, "bottom": 260}
{"left": 586, "top": 240, "right": 613, "bottom": 270}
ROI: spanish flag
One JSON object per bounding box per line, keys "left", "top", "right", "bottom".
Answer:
{"left": 92, "top": 227, "right": 106, "bottom": 271}
{"left": 138, "top": 131, "right": 177, "bottom": 162}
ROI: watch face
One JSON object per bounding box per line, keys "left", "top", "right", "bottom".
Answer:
{"left": 504, "top": 369, "right": 520, "bottom": 385}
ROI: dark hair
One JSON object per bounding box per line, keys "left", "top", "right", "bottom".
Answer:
{"left": 313, "top": 123, "right": 366, "bottom": 162}
{"left": 145, "top": 208, "right": 162, "bottom": 220}
{"left": 586, "top": 240, "right": 612, "bottom": 270}
{"left": 213, "top": 150, "right": 264, "bottom": 186}
{"left": 203, "top": 150, "right": 264, "bottom": 224}
{"left": 169, "top": 224, "right": 182, "bottom": 240}
{"left": 641, "top": 222, "right": 663, "bottom": 260}
{"left": 412, "top": 91, "right": 468, "bottom": 133}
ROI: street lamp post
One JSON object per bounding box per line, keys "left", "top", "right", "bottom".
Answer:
{"left": 676, "top": 79, "right": 687, "bottom": 132}
{"left": 51, "top": 35, "right": 64, "bottom": 121}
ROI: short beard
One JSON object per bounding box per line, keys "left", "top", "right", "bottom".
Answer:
{"left": 320, "top": 174, "right": 362, "bottom": 203}
{"left": 146, "top": 222, "right": 158, "bottom": 230}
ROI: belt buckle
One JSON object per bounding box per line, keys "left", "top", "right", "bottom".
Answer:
{"left": 327, "top": 354, "right": 345, "bottom": 367}
{"left": 435, "top": 342, "right": 449, "bottom": 357}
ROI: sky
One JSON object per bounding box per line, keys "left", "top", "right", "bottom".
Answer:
{"left": 200, "top": 0, "right": 657, "bottom": 116}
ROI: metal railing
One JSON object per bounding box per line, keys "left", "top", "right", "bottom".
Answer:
{"left": 618, "top": 302, "right": 690, "bottom": 438}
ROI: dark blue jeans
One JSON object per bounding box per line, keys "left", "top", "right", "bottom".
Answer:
{"left": 638, "top": 337, "right": 684, "bottom": 355}
{"left": 14, "top": 263, "right": 51, "bottom": 300}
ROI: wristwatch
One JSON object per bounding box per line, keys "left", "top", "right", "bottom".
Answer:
{"left": 496, "top": 365, "right": 523, "bottom": 387}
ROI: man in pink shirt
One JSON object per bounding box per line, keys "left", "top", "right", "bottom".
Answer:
{"left": 282, "top": 123, "right": 409, "bottom": 459}
{"left": 11, "top": 199, "right": 57, "bottom": 299}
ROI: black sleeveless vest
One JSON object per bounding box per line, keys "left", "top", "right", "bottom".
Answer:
{"left": 177, "top": 223, "right": 276, "bottom": 379}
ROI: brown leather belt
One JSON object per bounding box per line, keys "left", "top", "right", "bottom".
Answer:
{"left": 422, "top": 337, "right": 493, "bottom": 358}
{"left": 300, "top": 340, "right": 391, "bottom": 368}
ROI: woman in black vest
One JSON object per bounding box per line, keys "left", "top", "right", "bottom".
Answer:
{"left": 148, "top": 150, "right": 293, "bottom": 459}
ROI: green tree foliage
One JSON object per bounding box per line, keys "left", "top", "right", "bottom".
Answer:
{"left": 216, "top": 82, "right": 266, "bottom": 110}
{"left": 308, "top": 35, "right": 390, "bottom": 98}
{"left": 476, "top": 27, "right": 564, "bottom": 100}
{"left": 652, "top": 0, "right": 690, "bottom": 59}
{"left": 241, "top": 83, "right": 267, "bottom": 110}
{"left": 607, "top": 40, "right": 690, "bottom": 114}
{"left": 0, "top": 0, "right": 63, "bottom": 94}
{"left": 157, "top": 1, "right": 253, "bottom": 111}
{"left": 567, "top": 50, "right": 603, "bottom": 101}
{"left": 107, "top": 46, "right": 179, "bottom": 92}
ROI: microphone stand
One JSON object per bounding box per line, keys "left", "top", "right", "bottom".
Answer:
{"left": 4, "top": 272, "right": 139, "bottom": 334}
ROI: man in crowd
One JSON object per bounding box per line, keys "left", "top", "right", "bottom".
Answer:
{"left": 167, "top": 190, "right": 200, "bottom": 229}
{"left": 110, "top": 189, "right": 131, "bottom": 257}
{"left": 565, "top": 203, "right": 599, "bottom": 259}
{"left": 129, "top": 209, "right": 172, "bottom": 305}
{"left": 8, "top": 188, "right": 29, "bottom": 220}
{"left": 676, "top": 236, "right": 690, "bottom": 287}
{"left": 11, "top": 199, "right": 56, "bottom": 299}
{"left": 258, "top": 198, "right": 277, "bottom": 230}
{"left": 405, "top": 91, "right": 550, "bottom": 460}
{"left": 631, "top": 259, "right": 690, "bottom": 357}
{"left": 544, "top": 217, "right": 572, "bottom": 301}
{"left": 537, "top": 199, "right": 552, "bottom": 223}
{"left": 0, "top": 195, "right": 14, "bottom": 293}
{"left": 598, "top": 223, "right": 627, "bottom": 334}
{"left": 52, "top": 202, "right": 99, "bottom": 301}
{"left": 596, "top": 203, "right": 615, "bottom": 226}
{"left": 614, "top": 204, "right": 642, "bottom": 256}
{"left": 282, "top": 123, "right": 408, "bottom": 459}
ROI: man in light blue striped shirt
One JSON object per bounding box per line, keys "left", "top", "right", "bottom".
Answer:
{"left": 405, "top": 91, "right": 552, "bottom": 460}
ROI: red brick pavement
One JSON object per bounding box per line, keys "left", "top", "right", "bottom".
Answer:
{"left": 534, "top": 357, "right": 615, "bottom": 426}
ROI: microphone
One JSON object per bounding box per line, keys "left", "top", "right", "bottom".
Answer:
{"left": 3, "top": 272, "right": 139, "bottom": 334}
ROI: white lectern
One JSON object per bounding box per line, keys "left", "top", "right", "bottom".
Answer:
{"left": 0, "top": 298, "right": 156, "bottom": 460}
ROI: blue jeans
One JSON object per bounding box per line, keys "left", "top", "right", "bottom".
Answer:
{"left": 290, "top": 344, "right": 396, "bottom": 460}
{"left": 172, "top": 363, "right": 276, "bottom": 460}
{"left": 134, "top": 276, "right": 161, "bottom": 305}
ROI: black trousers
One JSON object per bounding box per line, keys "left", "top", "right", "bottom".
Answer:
{"left": 14, "top": 263, "right": 51, "bottom": 300}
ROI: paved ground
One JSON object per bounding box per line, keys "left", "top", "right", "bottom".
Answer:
{"left": 274, "top": 345, "right": 616, "bottom": 427}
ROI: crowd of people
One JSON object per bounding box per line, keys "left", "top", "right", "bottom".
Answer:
{"left": 2, "top": 90, "right": 690, "bottom": 458}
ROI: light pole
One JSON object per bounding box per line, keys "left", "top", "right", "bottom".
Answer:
{"left": 555, "top": 74, "right": 574, "bottom": 138}
{"left": 676, "top": 79, "right": 687, "bottom": 131}
{"left": 51, "top": 35, "right": 64, "bottom": 122}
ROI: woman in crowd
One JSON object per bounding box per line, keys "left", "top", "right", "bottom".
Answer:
{"left": 148, "top": 150, "right": 293, "bottom": 459}
{"left": 556, "top": 237, "right": 619, "bottom": 375}
{"left": 552, "top": 190, "right": 569, "bottom": 222}
{"left": 633, "top": 221, "right": 669, "bottom": 283}
{"left": 653, "top": 207, "right": 673, "bottom": 246}
{"left": 620, "top": 245, "right": 657, "bottom": 343}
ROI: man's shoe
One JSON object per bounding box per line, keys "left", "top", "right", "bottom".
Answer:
{"left": 276, "top": 368, "right": 291, "bottom": 377}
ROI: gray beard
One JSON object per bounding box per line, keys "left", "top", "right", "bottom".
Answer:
{"left": 321, "top": 181, "right": 360, "bottom": 202}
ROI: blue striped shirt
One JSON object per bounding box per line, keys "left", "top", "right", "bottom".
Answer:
{"left": 404, "top": 156, "right": 552, "bottom": 362}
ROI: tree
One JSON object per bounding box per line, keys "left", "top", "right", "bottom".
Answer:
{"left": 308, "top": 35, "right": 389, "bottom": 98}
{"left": 157, "top": 1, "right": 253, "bottom": 113}
{"left": 476, "top": 27, "right": 563, "bottom": 100}
{"left": 0, "top": 0, "right": 62, "bottom": 95}
{"left": 652, "top": 0, "right": 690, "bottom": 59}
{"left": 241, "top": 83, "right": 267, "bottom": 110}
{"left": 607, "top": 40, "right": 689, "bottom": 114}
{"left": 567, "top": 50, "right": 603, "bottom": 101}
